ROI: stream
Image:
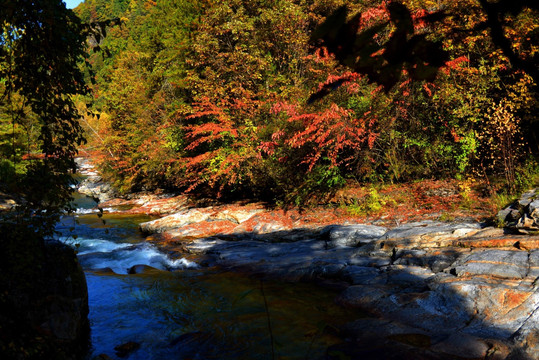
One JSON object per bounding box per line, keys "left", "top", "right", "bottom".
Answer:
{"left": 55, "top": 192, "right": 355, "bottom": 359}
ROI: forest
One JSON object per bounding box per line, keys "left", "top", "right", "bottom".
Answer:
{"left": 2, "top": 0, "right": 539, "bottom": 209}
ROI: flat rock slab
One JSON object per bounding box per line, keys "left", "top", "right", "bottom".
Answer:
{"left": 452, "top": 249, "right": 530, "bottom": 279}
{"left": 323, "top": 224, "right": 388, "bottom": 248}
{"left": 383, "top": 221, "right": 482, "bottom": 240}
{"left": 140, "top": 209, "right": 214, "bottom": 233}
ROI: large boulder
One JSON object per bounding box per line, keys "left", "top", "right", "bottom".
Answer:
{"left": 498, "top": 188, "right": 539, "bottom": 233}
{"left": 0, "top": 234, "right": 89, "bottom": 360}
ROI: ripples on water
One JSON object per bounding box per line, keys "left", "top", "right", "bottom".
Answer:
{"left": 56, "top": 193, "right": 354, "bottom": 359}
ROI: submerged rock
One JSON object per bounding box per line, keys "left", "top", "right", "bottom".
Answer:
{"left": 127, "top": 264, "right": 162, "bottom": 274}
{"left": 114, "top": 341, "right": 140, "bottom": 358}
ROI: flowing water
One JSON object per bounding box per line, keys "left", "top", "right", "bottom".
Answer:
{"left": 56, "top": 192, "right": 355, "bottom": 359}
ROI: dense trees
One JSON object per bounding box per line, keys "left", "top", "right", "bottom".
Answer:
{"left": 1, "top": 0, "right": 87, "bottom": 234}
{"left": 76, "top": 0, "right": 538, "bottom": 204}
{"left": 1, "top": 2, "right": 90, "bottom": 358}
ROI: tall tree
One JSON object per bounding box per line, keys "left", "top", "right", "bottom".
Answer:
{"left": 1, "top": 0, "right": 87, "bottom": 235}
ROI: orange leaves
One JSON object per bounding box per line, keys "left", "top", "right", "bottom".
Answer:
{"left": 270, "top": 102, "right": 298, "bottom": 117}
{"left": 442, "top": 55, "right": 469, "bottom": 74}
{"left": 184, "top": 98, "right": 239, "bottom": 151}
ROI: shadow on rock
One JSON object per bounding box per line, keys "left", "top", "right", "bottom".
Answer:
{"left": 148, "top": 220, "right": 539, "bottom": 359}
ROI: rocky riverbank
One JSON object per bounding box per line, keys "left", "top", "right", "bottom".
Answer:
{"left": 76, "top": 159, "right": 539, "bottom": 359}
{"left": 139, "top": 209, "right": 538, "bottom": 359}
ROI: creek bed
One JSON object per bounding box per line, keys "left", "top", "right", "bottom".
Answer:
{"left": 56, "top": 193, "right": 356, "bottom": 359}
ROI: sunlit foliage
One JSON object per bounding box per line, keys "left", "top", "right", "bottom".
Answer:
{"left": 77, "top": 0, "right": 538, "bottom": 203}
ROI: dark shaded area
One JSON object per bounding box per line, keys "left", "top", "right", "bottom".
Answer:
{"left": 0, "top": 227, "right": 89, "bottom": 359}
{"left": 309, "top": 0, "right": 538, "bottom": 101}
{"left": 309, "top": 3, "right": 448, "bottom": 99}
{"left": 169, "top": 226, "right": 537, "bottom": 359}
{"left": 478, "top": 0, "right": 539, "bottom": 85}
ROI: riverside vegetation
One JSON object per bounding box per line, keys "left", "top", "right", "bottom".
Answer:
{"left": 72, "top": 0, "right": 538, "bottom": 206}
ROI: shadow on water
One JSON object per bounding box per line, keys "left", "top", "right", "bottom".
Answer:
{"left": 56, "top": 212, "right": 358, "bottom": 360}
{"left": 168, "top": 230, "right": 537, "bottom": 360}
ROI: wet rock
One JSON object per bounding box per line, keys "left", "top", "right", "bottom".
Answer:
{"left": 127, "top": 264, "right": 161, "bottom": 274}
{"left": 0, "top": 191, "right": 16, "bottom": 211}
{"left": 114, "top": 341, "right": 140, "bottom": 358}
{"left": 93, "top": 354, "right": 114, "bottom": 360}
{"left": 430, "top": 333, "right": 502, "bottom": 359}
{"left": 91, "top": 267, "right": 116, "bottom": 274}
{"left": 78, "top": 175, "right": 118, "bottom": 203}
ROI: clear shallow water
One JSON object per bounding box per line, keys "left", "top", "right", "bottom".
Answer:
{"left": 57, "top": 192, "right": 355, "bottom": 359}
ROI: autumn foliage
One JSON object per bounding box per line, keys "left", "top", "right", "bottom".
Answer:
{"left": 75, "top": 0, "right": 538, "bottom": 204}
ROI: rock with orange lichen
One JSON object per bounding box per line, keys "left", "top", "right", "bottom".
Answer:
{"left": 166, "top": 220, "right": 239, "bottom": 239}
{"left": 139, "top": 208, "right": 214, "bottom": 234}
{"left": 139, "top": 206, "right": 264, "bottom": 235}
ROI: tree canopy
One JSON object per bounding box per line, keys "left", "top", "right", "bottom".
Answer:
{"left": 75, "top": 0, "right": 537, "bottom": 204}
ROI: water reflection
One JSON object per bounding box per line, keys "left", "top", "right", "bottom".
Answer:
{"left": 56, "top": 193, "right": 354, "bottom": 359}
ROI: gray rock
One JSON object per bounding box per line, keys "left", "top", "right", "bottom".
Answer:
{"left": 78, "top": 175, "right": 118, "bottom": 203}
{"left": 383, "top": 221, "right": 481, "bottom": 241}
{"left": 519, "top": 198, "right": 533, "bottom": 208}
{"left": 497, "top": 207, "right": 513, "bottom": 224}
{"left": 510, "top": 305, "right": 539, "bottom": 358}
{"left": 127, "top": 264, "right": 162, "bottom": 274}
{"left": 529, "top": 199, "right": 539, "bottom": 219}
{"left": 341, "top": 266, "right": 384, "bottom": 285}
{"left": 430, "top": 333, "right": 497, "bottom": 359}
{"left": 335, "top": 285, "right": 392, "bottom": 309}
{"left": 452, "top": 250, "right": 529, "bottom": 279}
{"left": 324, "top": 224, "right": 387, "bottom": 248}
{"left": 386, "top": 265, "right": 435, "bottom": 287}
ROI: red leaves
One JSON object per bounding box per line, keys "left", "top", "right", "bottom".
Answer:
{"left": 360, "top": 4, "right": 389, "bottom": 30}
{"left": 442, "top": 56, "right": 469, "bottom": 74}
{"left": 274, "top": 102, "right": 376, "bottom": 172}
